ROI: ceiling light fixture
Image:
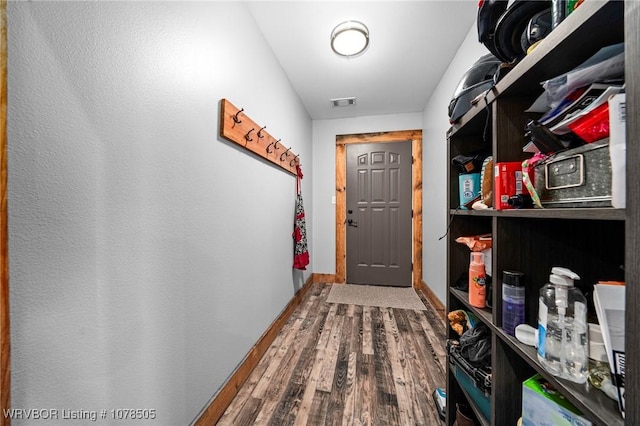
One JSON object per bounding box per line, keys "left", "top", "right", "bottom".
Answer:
{"left": 330, "top": 21, "right": 369, "bottom": 58}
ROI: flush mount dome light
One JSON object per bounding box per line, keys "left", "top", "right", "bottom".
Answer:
{"left": 331, "top": 20, "right": 369, "bottom": 58}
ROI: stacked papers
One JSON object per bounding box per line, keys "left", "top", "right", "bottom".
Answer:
{"left": 549, "top": 85, "right": 623, "bottom": 134}
{"left": 593, "top": 282, "right": 625, "bottom": 418}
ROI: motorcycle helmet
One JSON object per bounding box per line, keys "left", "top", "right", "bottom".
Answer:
{"left": 520, "top": 8, "right": 552, "bottom": 53}
{"left": 448, "top": 54, "right": 501, "bottom": 124}
{"left": 477, "top": 0, "right": 509, "bottom": 60}
{"left": 493, "top": 0, "right": 551, "bottom": 62}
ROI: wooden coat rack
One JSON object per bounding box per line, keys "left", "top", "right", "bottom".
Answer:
{"left": 220, "top": 99, "right": 300, "bottom": 176}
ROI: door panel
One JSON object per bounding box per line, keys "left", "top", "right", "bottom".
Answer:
{"left": 346, "top": 141, "right": 412, "bottom": 286}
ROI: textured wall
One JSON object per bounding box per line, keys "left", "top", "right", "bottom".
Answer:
{"left": 7, "top": 2, "right": 311, "bottom": 424}
{"left": 421, "top": 25, "right": 489, "bottom": 304}
{"left": 311, "top": 113, "right": 423, "bottom": 275}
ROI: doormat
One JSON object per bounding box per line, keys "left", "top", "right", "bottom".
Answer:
{"left": 326, "top": 284, "right": 426, "bottom": 311}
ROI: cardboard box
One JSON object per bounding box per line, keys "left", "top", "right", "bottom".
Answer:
{"left": 609, "top": 93, "right": 626, "bottom": 208}
{"left": 494, "top": 162, "right": 526, "bottom": 210}
{"left": 522, "top": 374, "right": 592, "bottom": 426}
{"left": 459, "top": 173, "right": 480, "bottom": 209}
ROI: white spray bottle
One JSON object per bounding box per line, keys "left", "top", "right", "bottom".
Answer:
{"left": 537, "top": 267, "right": 588, "bottom": 383}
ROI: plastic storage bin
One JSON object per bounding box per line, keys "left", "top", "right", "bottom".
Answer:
{"left": 447, "top": 340, "right": 492, "bottom": 421}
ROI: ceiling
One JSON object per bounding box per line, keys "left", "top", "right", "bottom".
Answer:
{"left": 246, "top": 1, "right": 478, "bottom": 120}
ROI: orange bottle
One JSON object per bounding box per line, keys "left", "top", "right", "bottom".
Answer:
{"left": 469, "top": 252, "right": 486, "bottom": 308}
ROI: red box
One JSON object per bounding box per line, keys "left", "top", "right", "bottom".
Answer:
{"left": 568, "top": 102, "right": 610, "bottom": 143}
{"left": 494, "top": 162, "right": 527, "bottom": 210}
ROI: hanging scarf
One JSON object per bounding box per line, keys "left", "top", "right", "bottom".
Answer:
{"left": 293, "top": 165, "right": 309, "bottom": 270}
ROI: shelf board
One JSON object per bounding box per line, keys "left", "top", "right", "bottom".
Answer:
{"left": 447, "top": 100, "right": 488, "bottom": 137}
{"left": 449, "top": 208, "right": 625, "bottom": 221}
{"left": 493, "top": 328, "right": 623, "bottom": 426}
{"left": 450, "top": 288, "right": 492, "bottom": 326}
{"left": 448, "top": 209, "right": 495, "bottom": 218}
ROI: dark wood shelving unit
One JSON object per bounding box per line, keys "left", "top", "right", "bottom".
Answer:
{"left": 445, "top": 1, "right": 637, "bottom": 425}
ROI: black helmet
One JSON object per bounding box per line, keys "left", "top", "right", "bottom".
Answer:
{"left": 494, "top": 0, "right": 551, "bottom": 62}
{"left": 477, "top": 0, "right": 508, "bottom": 59}
{"left": 520, "top": 8, "right": 552, "bottom": 53}
{"left": 448, "top": 54, "right": 501, "bottom": 123}
{"left": 478, "top": 0, "right": 551, "bottom": 63}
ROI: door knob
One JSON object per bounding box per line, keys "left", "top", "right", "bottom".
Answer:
{"left": 347, "top": 219, "right": 358, "bottom": 227}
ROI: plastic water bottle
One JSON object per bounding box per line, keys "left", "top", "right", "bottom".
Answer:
{"left": 502, "top": 270, "right": 525, "bottom": 336}
{"left": 537, "top": 267, "right": 588, "bottom": 383}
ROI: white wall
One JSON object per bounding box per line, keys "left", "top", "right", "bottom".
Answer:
{"left": 421, "top": 25, "right": 490, "bottom": 303}
{"left": 7, "top": 2, "right": 311, "bottom": 425}
{"left": 311, "top": 113, "right": 423, "bottom": 275}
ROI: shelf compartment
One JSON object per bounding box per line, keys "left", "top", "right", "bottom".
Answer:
{"left": 450, "top": 285, "right": 620, "bottom": 425}
{"left": 449, "top": 371, "right": 490, "bottom": 426}
{"left": 450, "top": 288, "right": 492, "bottom": 327}
{"left": 447, "top": 367, "right": 490, "bottom": 426}
{"left": 494, "top": 326, "right": 623, "bottom": 426}
{"left": 447, "top": 135, "right": 492, "bottom": 212}
{"left": 495, "top": 217, "right": 625, "bottom": 327}
{"left": 494, "top": 0, "right": 624, "bottom": 99}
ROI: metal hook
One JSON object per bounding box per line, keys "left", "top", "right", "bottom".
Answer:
{"left": 273, "top": 139, "right": 281, "bottom": 151}
{"left": 290, "top": 155, "right": 299, "bottom": 167}
{"left": 257, "top": 126, "right": 267, "bottom": 138}
{"left": 245, "top": 128, "right": 254, "bottom": 143}
{"left": 233, "top": 108, "right": 244, "bottom": 124}
{"left": 267, "top": 138, "right": 280, "bottom": 154}
{"left": 280, "top": 147, "right": 291, "bottom": 161}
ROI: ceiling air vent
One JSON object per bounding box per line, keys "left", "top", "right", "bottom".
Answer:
{"left": 331, "top": 97, "right": 356, "bottom": 107}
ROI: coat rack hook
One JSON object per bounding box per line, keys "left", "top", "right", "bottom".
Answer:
{"left": 267, "top": 138, "right": 279, "bottom": 154}
{"left": 273, "top": 139, "right": 281, "bottom": 151}
{"left": 233, "top": 108, "right": 244, "bottom": 124}
{"left": 280, "top": 147, "right": 291, "bottom": 162}
{"left": 290, "top": 155, "right": 299, "bottom": 167}
{"left": 257, "top": 126, "right": 267, "bottom": 138}
{"left": 245, "top": 128, "right": 254, "bottom": 143}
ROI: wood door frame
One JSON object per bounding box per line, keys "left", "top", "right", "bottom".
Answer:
{"left": 1, "top": 0, "right": 9, "bottom": 422}
{"left": 336, "top": 130, "right": 422, "bottom": 288}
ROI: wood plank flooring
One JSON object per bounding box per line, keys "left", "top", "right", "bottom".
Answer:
{"left": 218, "top": 284, "right": 447, "bottom": 425}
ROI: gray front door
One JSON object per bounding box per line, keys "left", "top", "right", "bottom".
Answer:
{"left": 346, "top": 141, "right": 412, "bottom": 286}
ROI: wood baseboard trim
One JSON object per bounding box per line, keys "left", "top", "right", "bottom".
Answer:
{"left": 194, "top": 274, "right": 315, "bottom": 425}
{"left": 311, "top": 273, "right": 337, "bottom": 284}
{"left": 418, "top": 281, "right": 445, "bottom": 322}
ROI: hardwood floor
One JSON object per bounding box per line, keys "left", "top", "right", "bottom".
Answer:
{"left": 218, "top": 284, "right": 447, "bottom": 425}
